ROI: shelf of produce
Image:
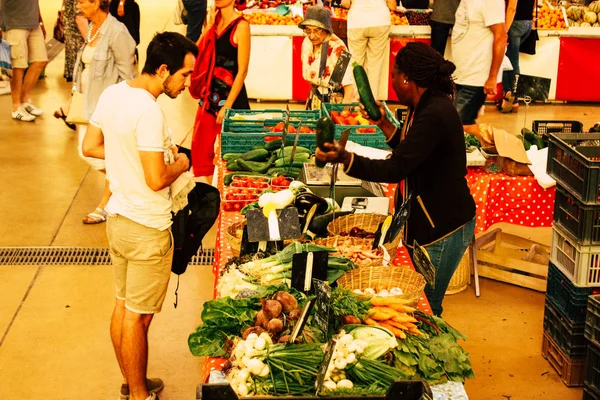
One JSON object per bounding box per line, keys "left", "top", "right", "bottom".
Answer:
{"left": 466, "top": 167, "right": 556, "bottom": 234}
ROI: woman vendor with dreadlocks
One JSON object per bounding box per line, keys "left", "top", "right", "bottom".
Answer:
{"left": 316, "top": 42, "right": 476, "bottom": 317}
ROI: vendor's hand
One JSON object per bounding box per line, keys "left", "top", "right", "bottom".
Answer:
{"left": 484, "top": 77, "right": 497, "bottom": 96}
{"left": 216, "top": 107, "right": 228, "bottom": 125}
{"left": 358, "top": 102, "right": 386, "bottom": 126}
{"left": 315, "top": 141, "right": 351, "bottom": 165}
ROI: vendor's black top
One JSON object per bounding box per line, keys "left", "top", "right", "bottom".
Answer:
{"left": 345, "top": 90, "right": 476, "bottom": 246}
{"left": 515, "top": 0, "right": 536, "bottom": 21}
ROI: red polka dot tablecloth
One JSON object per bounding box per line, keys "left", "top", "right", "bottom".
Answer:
{"left": 466, "top": 167, "right": 555, "bottom": 233}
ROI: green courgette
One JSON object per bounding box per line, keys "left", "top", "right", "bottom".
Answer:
{"left": 264, "top": 138, "right": 293, "bottom": 152}
{"left": 268, "top": 167, "right": 302, "bottom": 178}
{"left": 315, "top": 116, "right": 335, "bottom": 168}
{"left": 274, "top": 146, "right": 312, "bottom": 159}
{"left": 223, "top": 153, "right": 243, "bottom": 162}
{"left": 274, "top": 153, "right": 310, "bottom": 167}
{"left": 227, "top": 160, "right": 243, "bottom": 171}
{"left": 240, "top": 148, "right": 269, "bottom": 161}
{"left": 251, "top": 144, "right": 266, "bottom": 150}
{"left": 237, "top": 159, "right": 270, "bottom": 173}
{"left": 353, "top": 62, "right": 382, "bottom": 121}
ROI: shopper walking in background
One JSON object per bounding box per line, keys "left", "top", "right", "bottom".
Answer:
{"left": 451, "top": 0, "right": 506, "bottom": 136}
{"left": 315, "top": 42, "right": 476, "bottom": 316}
{"left": 63, "top": 0, "right": 85, "bottom": 82}
{"left": 0, "top": 0, "right": 48, "bottom": 122}
{"left": 499, "top": 0, "right": 533, "bottom": 113}
{"left": 190, "top": 0, "right": 250, "bottom": 181}
{"left": 182, "top": 0, "right": 207, "bottom": 43}
{"left": 109, "top": 0, "right": 140, "bottom": 61}
{"left": 342, "top": 0, "right": 396, "bottom": 99}
{"left": 82, "top": 32, "right": 197, "bottom": 400}
{"left": 429, "top": 0, "right": 461, "bottom": 56}
{"left": 72, "top": 0, "right": 136, "bottom": 224}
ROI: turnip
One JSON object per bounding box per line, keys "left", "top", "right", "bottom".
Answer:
{"left": 273, "top": 291, "right": 298, "bottom": 313}
{"left": 255, "top": 310, "right": 268, "bottom": 329}
{"left": 288, "top": 308, "right": 302, "bottom": 321}
{"left": 267, "top": 318, "right": 284, "bottom": 333}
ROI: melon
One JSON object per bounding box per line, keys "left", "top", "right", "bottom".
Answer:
{"left": 581, "top": 21, "right": 592, "bottom": 27}
{"left": 567, "top": 5, "right": 583, "bottom": 21}
{"left": 594, "top": 22, "right": 600, "bottom": 27}
{"left": 590, "top": 1, "right": 600, "bottom": 13}
{"left": 584, "top": 10, "right": 597, "bottom": 23}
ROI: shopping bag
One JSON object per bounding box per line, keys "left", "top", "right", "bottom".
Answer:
{"left": 53, "top": 11, "right": 65, "bottom": 43}
{"left": 66, "top": 91, "right": 88, "bottom": 124}
{"left": 0, "top": 39, "right": 12, "bottom": 73}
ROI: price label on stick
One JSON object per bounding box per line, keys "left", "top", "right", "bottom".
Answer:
{"left": 288, "top": 299, "right": 315, "bottom": 344}
{"left": 245, "top": 207, "right": 301, "bottom": 242}
{"left": 313, "top": 279, "right": 332, "bottom": 337}
{"left": 291, "top": 251, "right": 329, "bottom": 294}
{"left": 412, "top": 240, "right": 436, "bottom": 288}
{"left": 315, "top": 339, "right": 337, "bottom": 395}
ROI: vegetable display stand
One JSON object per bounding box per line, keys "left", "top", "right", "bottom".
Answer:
{"left": 546, "top": 262, "right": 598, "bottom": 324}
{"left": 554, "top": 185, "right": 600, "bottom": 245}
{"left": 543, "top": 298, "right": 587, "bottom": 358}
{"left": 474, "top": 228, "right": 550, "bottom": 292}
{"left": 541, "top": 332, "right": 585, "bottom": 387}
{"left": 197, "top": 380, "right": 433, "bottom": 400}
{"left": 546, "top": 133, "right": 600, "bottom": 205}
{"left": 550, "top": 225, "right": 600, "bottom": 287}
{"left": 321, "top": 102, "right": 401, "bottom": 150}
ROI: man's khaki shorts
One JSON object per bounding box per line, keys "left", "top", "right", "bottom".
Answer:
{"left": 4, "top": 27, "right": 48, "bottom": 69}
{"left": 106, "top": 214, "right": 173, "bottom": 314}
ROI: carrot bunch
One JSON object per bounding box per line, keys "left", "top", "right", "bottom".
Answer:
{"left": 363, "top": 296, "right": 422, "bottom": 339}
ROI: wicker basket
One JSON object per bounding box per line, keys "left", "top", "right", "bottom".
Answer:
{"left": 314, "top": 236, "right": 383, "bottom": 267}
{"left": 327, "top": 213, "right": 402, "bottom": 260}
{"left": 446, "top": 248, "right": 471, "bottom": 295}
{"left": 226, "top": 221, "right": 246, "bottom": 256}
{"left": 336, "top": 265, "right": 427, "bottom": 307}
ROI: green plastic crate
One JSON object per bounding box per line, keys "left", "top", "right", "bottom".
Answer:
{"left": 222, "top": 109, "right": 320, "bottom": 134}
{"left": 321, "top": 102, "right": 401, "bottom": 150}
{"left": 221, "top": 132, "right": 318, "bottom": 155}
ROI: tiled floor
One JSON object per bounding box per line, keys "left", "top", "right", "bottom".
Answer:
{"left": 1, "top": 1, "right": 599, "bottom": 398}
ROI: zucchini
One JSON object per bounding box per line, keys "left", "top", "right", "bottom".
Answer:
{"left": 274, "top": 153, "right": 310, "bottom": 167}
{"left": 223, "top": 153, "right": 243, "bottom": 162}
{"left": 224, "top": 172, "right": 271, "bottom": 186}
{"left": 274, "top": 146, "right": 312, "bottom": 159}
{"left": 251, "top": 144, "right": 266, "bottom": 150}
{"left": 237, "top": 159, "right": 271, "bottom": 173}
{"left": 315, "top": 116, "right": 335, "bottom": 168}
{"left": 268, "top": 167, "right": 302, "bottom": 178}
{"left": 240, "top": 148, "right": 269, "bottom": 161}
{"left": 264, "top": 138, "right": 293, "bottom": 152}
{"left": 227, "top": 160, "right": 244, "bottom": 171}
{"left": 353, "top": 62, "right": 382, "bottom": 121}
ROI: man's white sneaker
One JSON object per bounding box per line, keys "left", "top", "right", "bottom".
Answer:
{"left": 12, "top": 106, "right": 36, "bottom": 122}
{"left": 22, "top": 102, "right": 44, "bottom": 116}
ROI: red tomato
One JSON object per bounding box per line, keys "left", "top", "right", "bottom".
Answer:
{"left": 281, "top": 179, "right": 290, "bottom": 187}
{"left": 288, "top": 125, "right": 297, "bottom": 133}
{"left": 331, "top": 110, "right": 340, "bottom": 118}
{"left": 264, "top": 136, "right": 279, "bottom": 142}
{"left": 257, "top": 178, "right": 266, "bottom": 183}
{"left": 340, "top": 110, "right": 350, "bottom": 118}
{"left": 223, "top": 202, "right": 233, "bottom": 211}
{"left": 233, "top": 203, "right": 242, "bottom": 211}
{"left": 347, "top": 116, "right": 359, "bottom": 125}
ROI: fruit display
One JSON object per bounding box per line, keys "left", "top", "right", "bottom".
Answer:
{"left": 404, "top": 10, "right": 431, "bottom": 25}
{"left": 340, "top": 226, "right": 376, "bottom": 239}
{"left": 536, "top": 4, "right": 567, "bottom": 29}
{"left": 566, "top": 2, "right": 600, "bottom": 27}
{"left": 268, "top": 121, "right": 314, "bottom": 134}
{"left": 331, "top": 7, "right": 412, "bottom": 26}
{"left": 329, "top": 110, "right": 377, "bottom": 133}
{"left": 391, "top": 11, "right": 409, "bottom": 26}
{"left": 245, "top": 12, "right": 303, "bottom": 25}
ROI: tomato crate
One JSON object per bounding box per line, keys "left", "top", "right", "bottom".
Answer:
{"left": 547, "top": 261, "right": 597, "bottom": 324}
{"left": 547, "top": 133, "right": 600, "bottom": 205}
{"left": 586, "top": 295, "right": 600, "bottom": 346}
{"left": 321, "top": 102, "right": 401, "bottom": 150}
{"left": 551, "top": 226, "right": 600, "bottom": 287}
{"left": 533, "top": 120, "right": 583, "bottom": 135}
{"left": 586, "top": 340, "right": 600, "bottom": 394}
{"left": 541, "top": 332, "right": 585, "bottom": 387}
{"left": 543, "top": 298, "right": 587, "bottom": 358}
{"left": 554, "top": 185, "right": 600, "bottom": 245}
{"left": 222, "top": 109, "right": 321, "bottom": 134}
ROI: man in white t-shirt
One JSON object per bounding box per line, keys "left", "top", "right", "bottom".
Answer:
{"left": 82, "top": 32, "right": 198, "bottom": 400}
{"left": 451, "top": 0, "right": 507, "bottom": 133}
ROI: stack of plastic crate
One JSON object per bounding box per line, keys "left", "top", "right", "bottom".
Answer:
{"left": 541, "top": 121, "right": 600, "bottom": 388}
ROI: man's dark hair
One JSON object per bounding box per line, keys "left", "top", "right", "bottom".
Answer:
{"left": 142, "top": 32, "right": 199, "bottom": 76}
{"left": 394, "top": 42, "right": 456, "bottom": 97}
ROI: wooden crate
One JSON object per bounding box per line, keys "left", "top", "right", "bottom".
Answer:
{"left": 542, "top": 332, "right": 585, "bottom": 387}
{"left": 475, "top": 228, "right": 550, "bottom": 292}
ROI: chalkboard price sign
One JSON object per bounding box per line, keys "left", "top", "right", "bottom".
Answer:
{"left": 312, "top": 279, "right": 332, "bottom": 337}
{"left": 315, "top": 339, "right": 337, "bottom": 394}
{"left": 412, "top": 240, "right": 436, "bottom": 288}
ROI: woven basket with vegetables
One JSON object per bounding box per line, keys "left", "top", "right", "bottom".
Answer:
{"left": 314, "top": 236, "right": 384, "bottom": 267}
{"left": 327, "top": 213, "right": 402, "bottom": 260}
{"left": 336, "top": 266, "right": 426, "bottom": 307}
{"left": 226, "top": 221, "right": 246, "bottom": 256}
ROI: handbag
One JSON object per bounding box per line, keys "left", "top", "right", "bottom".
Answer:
{"left": 53, "top": 11, "right": 65, "bottom": 43}
{"left": 66, "top": 90, "right": 87, "bottom": 124}
{"left": 520, "top": 29, "right": 538, "bottom": 55}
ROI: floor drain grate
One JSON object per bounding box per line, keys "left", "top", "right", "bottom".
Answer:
{"left": 0, "top": 247, "right": 214, "bottom": 266}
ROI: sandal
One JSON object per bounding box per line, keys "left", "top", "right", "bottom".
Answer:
{"left": 54, "top": 107, "right": 77, "bottom": 131}
{"left": 500, "top": 92, "right": 515, "bottom": 114}
{"left": 83, "top": 207, "right": 107, "bottom": 224}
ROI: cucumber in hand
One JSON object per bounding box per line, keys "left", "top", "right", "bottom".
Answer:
{"left": 353, "top": 62, "right": 382, "bottom": 121}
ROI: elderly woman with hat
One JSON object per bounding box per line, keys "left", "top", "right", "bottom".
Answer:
{"left": 299, "top": 6, "right": 356, "bottom": 110}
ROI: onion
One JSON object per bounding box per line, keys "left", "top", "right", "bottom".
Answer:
{"left": 345, "top": 353, "right": 356, "bottom": 364}
{"left": 253, "top": 337, "right": 266, "bottom": 351}
{"left": 323, "top": 380, "right": 337, "bottom": 390}
{"left": 247, "top": 358, "right": 264, "bottom": 375}
{"left": 237, "top": 383, "right": 249, "bottom": 396}
{"left": 337, "top": 379, "right": 354, "bottom": 389}
{"left": 259, "top": 364, "right": 270, "bottom": 377}
{"left": 334, "top": 358, "right": 348, "bottom": 370}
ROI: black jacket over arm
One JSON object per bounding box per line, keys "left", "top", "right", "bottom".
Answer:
{"left": 345, "top": 90, "right": 476, "bottom": 246}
